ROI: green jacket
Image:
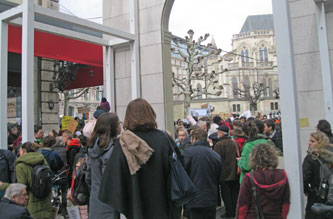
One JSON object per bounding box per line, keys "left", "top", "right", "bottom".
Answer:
{"left": 6, "top": 152, "right": 53, "bottom": 219}
{"left": 238, "top": 138, "right": 268, "bottom": 183}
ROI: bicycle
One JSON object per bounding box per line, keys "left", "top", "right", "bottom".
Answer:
{"left": 52, "top": 169, "right": 69, "bottom": 219}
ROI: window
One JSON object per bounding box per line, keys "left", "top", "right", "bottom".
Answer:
{"left": 84, "top": 90, "right": 88, "bottom": 100}
{"left": 271, "top": 102, "right": 279, "bottom": 110}
{"left": 263, "top": 79, "right": 268, "bottom": 97}
{"left": 233, "top": 104, "right": 241, "bottom": 112}
{"left": 244, "top": 75, "right": 250, "bottom": 88}
{"left": 197, "top": 83, "right": 202, "bottom": 99}
{"left": 38, "top": 0, "right": 43, "bottom": 6}
{"left": 259, "top": 44, "right": 268, "bottom": 62}
{"left": 232, "top": 77, "right": 238, "bottom": 98}
{"left": 241, "top": 49, "right": 249, "bottom": 63}
{"left": 68, "top": 106, "right": 74, "bottom": 116}
{"left": 268, "top": 78, "right": 273, "bottom": 97}
{"left": 251, "top": 104, "right": 257, "bottom": 112}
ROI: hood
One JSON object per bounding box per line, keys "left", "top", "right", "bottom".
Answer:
{"left": 309, "top": 145, "right": 333, "bottom": 163}
{"left": 90, "top": 137, "right": 114, "bottom": 158}
{"left": 16, "top": 152, "right": 45, "bottom": 166}
{"left": 248, "top": 169, "right": 288, "bottom": 200}
{"left": 39, "top": 148, "right": 53, "bottom": 157}
{"left": 66, "top": 139, "right": 81, "bottom": 151}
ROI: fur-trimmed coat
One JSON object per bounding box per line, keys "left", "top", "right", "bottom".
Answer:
{"left": 303, "top": 145, "right": 333, "bottom": 219}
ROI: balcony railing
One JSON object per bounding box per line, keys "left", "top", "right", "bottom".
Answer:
{"left": 228, "top": 62, "right": 239, "bottom": 70}
{"left": 256, "top": 61, "right": 273, "bottom": 68}
{"left": 241, "top": 62, "right": 254, "bottom": 68}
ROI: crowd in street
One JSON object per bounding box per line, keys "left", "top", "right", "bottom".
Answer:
{"left": 0, "top": 98, "right": 333, "bottom": 219}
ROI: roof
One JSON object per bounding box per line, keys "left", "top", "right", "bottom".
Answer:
{"left": 240, "top": 14, "right": 274, "bottom": 33}
{"left": 0, "top": 0, "right": 102, "bottom": 38}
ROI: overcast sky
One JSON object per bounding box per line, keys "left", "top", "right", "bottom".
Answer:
{"left": 59, "top": 0, "right": 272, "bottom": 51}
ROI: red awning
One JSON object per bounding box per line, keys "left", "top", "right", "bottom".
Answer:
{"left": 8, "top": 25, "right": 104, "bottom": 89}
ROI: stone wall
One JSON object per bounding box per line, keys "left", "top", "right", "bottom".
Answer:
{"left": 103, "top": 0, "right": 174, "bottom": 130}
{"left": 39, "top": 58, "right": 60, "bottom": 133}
{"left": 288, "top": 0, "right": 332, "bottom": 158}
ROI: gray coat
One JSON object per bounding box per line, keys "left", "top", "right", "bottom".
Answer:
{"left": 86, "top": 138, "right": 116, "bottom": 219}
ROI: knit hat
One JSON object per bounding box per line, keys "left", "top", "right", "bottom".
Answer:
{"left": 217, "top": 125, "right": 229, "bottom": 133}
{"left": 213, "top": 115, "right": 222, "bottom": 125}
{"left": 100, "top": 97, "right": 111, "bottom": 112}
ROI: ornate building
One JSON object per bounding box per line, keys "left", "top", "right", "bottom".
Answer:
{"left": 172, "top": 14, "right": 280, "bottom": 120}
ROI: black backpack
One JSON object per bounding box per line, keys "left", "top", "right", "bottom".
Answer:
{"left": 30, "top": 162, "right": 53, "bottom": 199}
{"left": 72, "top": 157, "right": 90, "bottom": 205}
{"left": 0, "top": 150, "right": 10, "bottom": 183}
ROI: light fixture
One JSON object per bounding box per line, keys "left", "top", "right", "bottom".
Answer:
{"left": 90, "top": 70, "right": 94, "bottom": 77}
{"left": 48, "top": 100, "right": 55, "bottom": 110}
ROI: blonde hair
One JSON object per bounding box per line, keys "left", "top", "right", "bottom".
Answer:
{"left": 310, "top": 131, "right": 329, "bottom": 150}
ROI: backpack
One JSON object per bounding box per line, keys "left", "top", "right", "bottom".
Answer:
{"left": 0, "top": 150, "right": 10, "bottom": 183}
{"left": 30, "top": 162, "right": 53, "bottom": 199}
{"left": 72, "top": 157, "right": 90, "bottom": 205}
{"left": 316, "top": 158, "right": 333, "bottom": 205}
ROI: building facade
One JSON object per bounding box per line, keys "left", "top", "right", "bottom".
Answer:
{"left": 172, "top": 14, "right": 280, "bottom": 120}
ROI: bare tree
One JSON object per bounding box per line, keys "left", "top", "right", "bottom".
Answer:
{"left": 50, "top": 61, "right": 90, "bottom": 116}
{"left": 61, "top": 89, "right": 89, "bottom": 116}
{"left": 171, "top": 29, "right": 225, "bottom": 117}
{"left": 233, "top": 82, "right": 268, "bottom": 114}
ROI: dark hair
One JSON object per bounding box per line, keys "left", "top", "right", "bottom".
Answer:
{"left": 58, "top": 130, "right": 65, "bottom": 137}
{"left": 242, "top": 121, "right": 258, "bottom": 139}
{"left": 21, "top": 142, "right": 38, "bottom": 153}
{"left": 89, "top": 112, "right": 119, "bottom": 148}
{"left": 41, "top": 136, "right": 56, "bottom": 148}
{"left": 233, "top": 119, "right": 242, "bottom": 128}
{"left": 78, "top": 135, "right": 87, "bottom": 147}
{"left": 34, "top": 125, "right": 42, "bottom": 134}
{"left": 191, "top": 128, "right": 207, "bottom": 142}
{"left": 253, "top": 119, "right": 265, "bottom": 134}
{"left": 264, "top": 119, "right": 276, "bottom": 131}
{"left": 317, "top": 119, "right": 333, "bottom": 137}
{"left": 123, "top": 98, "right": 157, "bottom": 132}
{"left": 213, "top": 115, "right": 222, "bottom": 125}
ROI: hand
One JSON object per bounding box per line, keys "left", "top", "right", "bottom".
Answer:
{"left": 0, "top": 181, "right": 2, "bottom": 187}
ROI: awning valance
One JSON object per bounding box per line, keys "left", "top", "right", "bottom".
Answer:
{"left": 8, "top": 25, "right": 104, "bottom": 89}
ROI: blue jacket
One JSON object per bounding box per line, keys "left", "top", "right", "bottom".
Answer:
{"left": 0, "top": 197, "right": 33, "bottom": 219}
{"left": 38, "top": 148, "right": 64, "bottom": 174}
{"left": 183, "top": 140, "right": 224, "bottom": 208}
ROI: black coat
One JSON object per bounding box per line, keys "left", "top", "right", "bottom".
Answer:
{"left": 183, "top": 140, "right": 224, "bottom": 208}
{"left": 0, "top": 149, "right": 16, "bottom": 183}
{"left": 0, "top": 197, "right": 33, "bottom": 219}
{"left": 99, "top": 129, "right": 178, "bottom": 219}
{"left": 302, "top": 154, "right": 323, "bottom": 219}
{"left": 270, "top": 130, "right": 283, "bottom": 152}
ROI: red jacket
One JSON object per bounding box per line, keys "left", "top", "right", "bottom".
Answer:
{"left": 235, "top": 138, "right": 246, "bottom": 151}
{"left": 236, "top": 169, "right": 290, "bottom": 219}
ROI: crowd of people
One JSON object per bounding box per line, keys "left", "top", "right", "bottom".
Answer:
{"left": 0, "top": 97, "right": 332, "bottom": 219}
